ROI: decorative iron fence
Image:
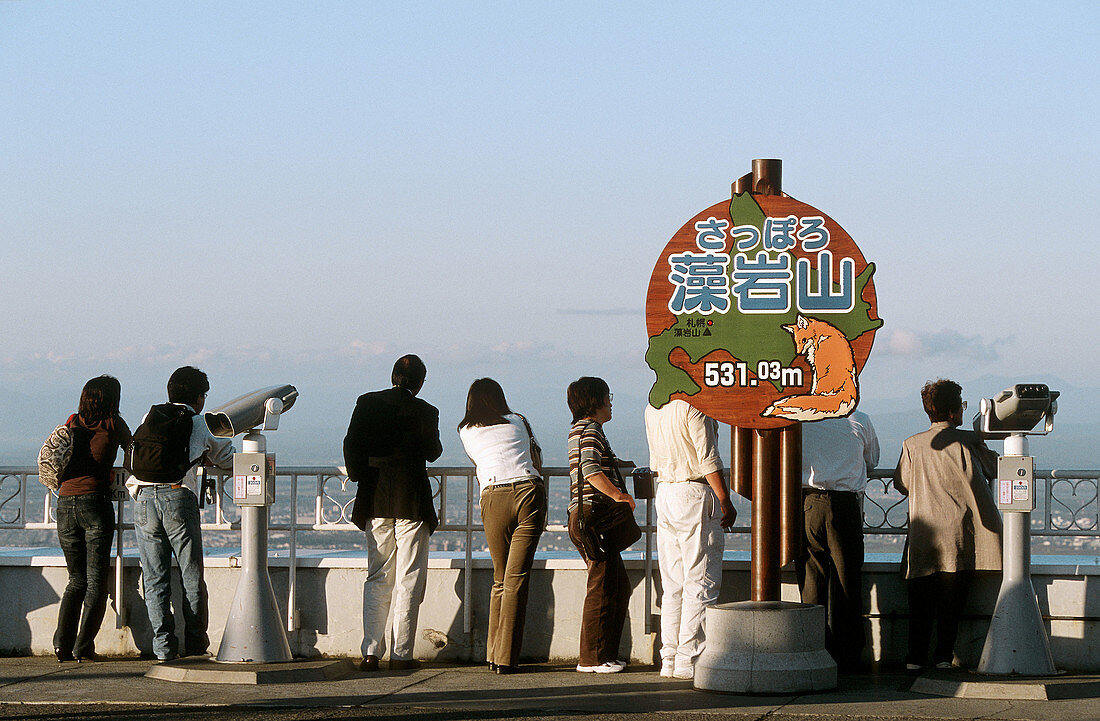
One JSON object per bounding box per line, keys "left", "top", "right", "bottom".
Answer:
{"left": 2, "top": 465, "right": 1098, "bottom": 637}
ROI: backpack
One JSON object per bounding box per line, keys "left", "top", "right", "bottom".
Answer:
{"left": 37, "top": 415, "right": 81, "bottom": 492}
{"left": 127, "top": 404, "right": 197, "bottom": 483}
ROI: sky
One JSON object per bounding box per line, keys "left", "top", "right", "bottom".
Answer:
{"left": 2, "top": 1, "right": 1097, "bottom": 468}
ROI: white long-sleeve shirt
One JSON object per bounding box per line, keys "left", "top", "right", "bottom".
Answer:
{"left": 645, "top": 400, "right": 723, "bottom": 484}
{"left": 801, "top": 410, "right": 880, "bottom": 493}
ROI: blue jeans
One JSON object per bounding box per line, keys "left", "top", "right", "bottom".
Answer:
{"left": 55, "top": 494, "right": 116, "bottom": 658}
{"left": 134, "top": 486, "right": 208, "bottom": 658}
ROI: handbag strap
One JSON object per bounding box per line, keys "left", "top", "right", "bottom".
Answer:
{"left": 571, "top": 419, "right": 591, "bottom": 528}
{"left": 572, "top": 418, "right": 622, "bottom": 527}
{"left": 517, "top": 413, "right": 539, "bottom": 456}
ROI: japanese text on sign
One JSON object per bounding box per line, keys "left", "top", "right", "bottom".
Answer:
{"left": 668, "top": 214, "right": 855, "bottom": 315}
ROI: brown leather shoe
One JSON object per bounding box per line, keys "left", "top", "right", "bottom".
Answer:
{"left": 388, "top": 658, "right": 421, "bottom": 671}
{"left": 359, "top": 655, "right": 380, "bottom": 672}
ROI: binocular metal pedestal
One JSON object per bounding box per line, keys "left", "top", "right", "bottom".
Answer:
{"left": 216, "top": 431, "right": 293, "bottom": 663}
{"left": 978, "top": 435, "right": 1058, "bottom": 676}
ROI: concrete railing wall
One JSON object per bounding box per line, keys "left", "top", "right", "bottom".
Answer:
{"left": 5, "top": 553, "right": 1100, "bottom": 671}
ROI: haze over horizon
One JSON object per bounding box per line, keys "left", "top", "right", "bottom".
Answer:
{"left": 2, "top": 2, "right": 1097, "bottom": 471}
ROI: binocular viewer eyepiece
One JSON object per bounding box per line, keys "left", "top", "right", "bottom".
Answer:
{"left": 974, "top": 383, "right": 1059, "bottom": 438}
{"left": 205, "top": 384, "right": 298, "bottom": 438}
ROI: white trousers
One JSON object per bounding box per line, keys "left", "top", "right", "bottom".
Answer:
{"left": 656, "top": 481, "right": 725, "bottom": 668}
{"left": 362, "top": 518, "right": 430, "bottom": 660}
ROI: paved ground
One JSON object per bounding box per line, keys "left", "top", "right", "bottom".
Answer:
{"left": 1, "top": 657, "right": 1099, "bottom": 721}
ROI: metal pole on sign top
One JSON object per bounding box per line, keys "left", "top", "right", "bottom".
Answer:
{"left": 695, "top": 159, "right": 833, "bottom": 695}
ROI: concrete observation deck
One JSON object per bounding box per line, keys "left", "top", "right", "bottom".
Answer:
{"left": 6, "top": 548, "right": 1100, "bottom": 672}
{"left": 3, "top": 656, "right": 1100, "bottom": 721}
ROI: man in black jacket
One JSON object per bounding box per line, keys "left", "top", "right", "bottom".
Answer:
{"left": 343, "top": 354, "right": 442, "bottom": 672}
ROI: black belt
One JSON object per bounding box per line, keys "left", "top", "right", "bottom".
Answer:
{"left": 803, "top": 487, "right": 857, "bottom": 496}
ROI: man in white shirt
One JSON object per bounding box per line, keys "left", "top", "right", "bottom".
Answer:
{"left": 645, "top": 399, "right": 736, "bottom": 680}
{"left": 126, "top": 366, "right": 234, "bottom": 661}
{"left": 797, "top": 409, "right": 880, "bottom": 672}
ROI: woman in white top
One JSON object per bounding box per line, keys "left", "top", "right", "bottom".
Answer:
{"left": 458, "top": 378, "right": 546, "bottom": 674}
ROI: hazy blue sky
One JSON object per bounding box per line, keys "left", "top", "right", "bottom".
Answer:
{"left": 2, "top": 2, "right": 1097, "bottom": 466}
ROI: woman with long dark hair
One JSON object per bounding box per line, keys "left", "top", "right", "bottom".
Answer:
{"left": 458, "top": 378, "right": 546, "bottom": 674}
{"left": 566, "top": 376, "right": 636, "bottom": 673}
{"left": 53, "top": 375, "right": 132, "bottom": 662}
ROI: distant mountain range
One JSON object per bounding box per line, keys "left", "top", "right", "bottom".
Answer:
{"left": 2, "top": 372, "right": 1094, "bottom": 472}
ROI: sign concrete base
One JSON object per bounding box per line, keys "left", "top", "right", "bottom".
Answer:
{"left": 694, "top": 600, "right": 836, "bottom": 694}
{"left": 145, "top": 657, "right": 356, "bottom": 684}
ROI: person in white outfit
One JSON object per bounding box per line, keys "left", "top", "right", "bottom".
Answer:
{"left": 645, "top": 399, "right": 736, "bottom": 679}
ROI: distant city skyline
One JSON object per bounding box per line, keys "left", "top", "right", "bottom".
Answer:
{"left": 2, "top": 2, "right": 1097, "bottom": 470}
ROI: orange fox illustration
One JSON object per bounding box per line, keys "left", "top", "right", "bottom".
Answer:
{"left": 762, "top": 314, "right": 858, "bottom": 421}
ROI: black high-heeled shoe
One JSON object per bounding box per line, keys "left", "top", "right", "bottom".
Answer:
{"left": 54, "top": 648, "right": 74, "bottom": 662}
{"left": 487, "top": 662, "right": 497, "bottom": 672}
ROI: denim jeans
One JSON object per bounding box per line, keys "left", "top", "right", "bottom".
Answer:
{"left": 55, "top": 494, "right": 116, "bottom": 658}
{"left": 134, "top": 485, "right": 208, "bottom": 659}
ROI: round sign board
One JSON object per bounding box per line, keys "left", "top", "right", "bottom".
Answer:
{"left": 645, "top": 192, "right": 882, "bottom": 429}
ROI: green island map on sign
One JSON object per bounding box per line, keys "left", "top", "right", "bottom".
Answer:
{"left": 646, "top": 192, "right": 883, "bottom": 410}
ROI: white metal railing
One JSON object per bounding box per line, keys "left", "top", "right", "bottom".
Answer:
{"left": 3, "top": 465, "right": 1100, "bottom": 639}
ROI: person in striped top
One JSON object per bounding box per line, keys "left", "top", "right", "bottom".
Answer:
{"left": 566, "top": 376, "right": 636, "bottom": 674}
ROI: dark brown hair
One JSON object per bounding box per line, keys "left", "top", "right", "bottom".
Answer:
{"left": 79, "top": 375, "right": 121, "bottom": 423}
{"left": 921, "top": 378, "right": 962, "bottom": 422}
{"left": 458, "top": 378, "right": 512, "bottom": 429}
{"left": 567, "top": 376, "right": 610, "bottom": 423}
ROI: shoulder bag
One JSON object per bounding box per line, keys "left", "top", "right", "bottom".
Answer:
{"left": 571, "top": 420, "right": 641, "bottom": 560}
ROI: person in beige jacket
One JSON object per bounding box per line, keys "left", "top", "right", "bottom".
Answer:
{"left": 893, "top": 379, "right": 1001, "bottom": 671}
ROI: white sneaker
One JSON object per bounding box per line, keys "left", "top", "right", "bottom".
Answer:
{"left": 576, "top": 661, "right": 624, "bottom": 673}
{"left": 672, "top": 665, "right": 694, "bottom": 679}
{"left": 905, "top": 663, "right": 923, "bottom": 671}
{"left": 660, "top": 660, "right": 675, "bottom": 678}
{"left": 935, "top": 661, "right": 954, "bottom": 669}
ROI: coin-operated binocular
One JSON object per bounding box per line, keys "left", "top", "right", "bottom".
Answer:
{"left": 974, "top": 383, "right": 1058, "bottom": 512}
{"left": 207, "top": 384, "right": 298, "bottom": 664}
{"left": 206, "top": 385, "right": 298, "bottom": 437}
{"left": 206, "top": 385, "right": 297, "bottom": 507}
{"left": 976, "top": 383, "right": 1061, "bottom": 676}
{"left": 974, "top": 383, "right": 1058, "bottom": 439}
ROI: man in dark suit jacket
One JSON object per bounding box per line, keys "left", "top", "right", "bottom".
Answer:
{"left": 343, "top": 354, "right": 442, "bottom": 672}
